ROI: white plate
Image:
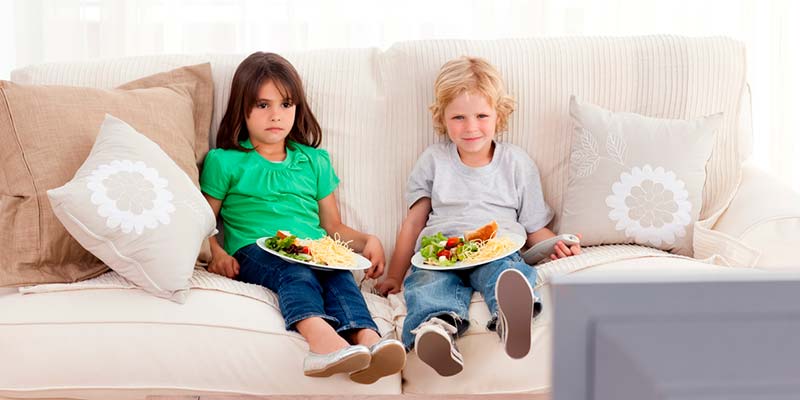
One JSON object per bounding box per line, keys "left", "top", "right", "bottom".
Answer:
{"left": 256, "top": 237, "right": 371, "bottom": 271}
{"left": 411, "top": 233, "right": 527, "bottom": 271}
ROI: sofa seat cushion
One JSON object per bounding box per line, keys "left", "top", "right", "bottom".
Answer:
{"left": 0, "top": 271, "right": 400, "bottom": 399}
{"left": 396, "top": 249, "right": 751, "bottom": 395}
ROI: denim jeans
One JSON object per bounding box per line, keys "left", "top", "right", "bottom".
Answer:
{"left": 401, "top": 252, "right": 540, "bottom": 349}
{"left": 234, "top": 243, "right": 379, "bottom": 334}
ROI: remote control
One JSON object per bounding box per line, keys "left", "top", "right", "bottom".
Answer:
{"left": 522, "top": 233, "right": 581, "bottom": 265}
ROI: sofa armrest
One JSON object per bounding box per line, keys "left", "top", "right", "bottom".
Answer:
{"left": 713, "top": 162, "right": 800, "bottom": 269}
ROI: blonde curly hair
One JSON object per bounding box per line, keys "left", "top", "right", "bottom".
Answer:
{"left": 429, "top": 56, "right": 515, "bottom": 136}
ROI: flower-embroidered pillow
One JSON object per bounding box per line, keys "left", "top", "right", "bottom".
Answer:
{"left": 558, "top": 96, "right": 721, "bottom": 256}
{"left": 47, "top": 115, "right": 217, "bottom": 302}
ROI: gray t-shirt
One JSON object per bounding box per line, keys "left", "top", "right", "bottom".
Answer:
{"left": 406, "top": 141, "right": 554, "bottom": 250}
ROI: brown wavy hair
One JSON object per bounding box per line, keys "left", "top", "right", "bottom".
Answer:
{"left": 216, "top": 52, "right": 322, "bottom": 150}
{"left": 429, "top": 56, "right": 515, "bottom": 136}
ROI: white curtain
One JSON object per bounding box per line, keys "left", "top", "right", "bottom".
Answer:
{"left": 3, "top": 0, "right": 799, "bottom": 189}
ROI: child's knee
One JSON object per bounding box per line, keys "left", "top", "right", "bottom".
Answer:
{"left": 278, "top": 263, "right": 316, "bottom": 283}
{"left": 405, "top": 269, "right": 446, "bottom": 288}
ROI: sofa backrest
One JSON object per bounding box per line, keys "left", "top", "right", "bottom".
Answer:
{"left": 12, "top": 36, "right": 749, "bottom": 265}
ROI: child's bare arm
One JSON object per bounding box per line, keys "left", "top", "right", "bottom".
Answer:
{"left": 203, "top": 194, "right": 239, "bottom": 278}
{"left": 376, "top": 198, "right": 431, "bottom": 295}
{"left": 317, "top": 192, "right": 379, "bottom": 251}
{"left": 318, "top": 193, "right": 385, "bottom": 278}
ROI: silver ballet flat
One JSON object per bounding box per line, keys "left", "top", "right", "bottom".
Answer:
{"left": 303, "top": 344, "right": 371, "bottom": 377}
{"left": 350, "top": 338, "right": 407, "bottom": 384}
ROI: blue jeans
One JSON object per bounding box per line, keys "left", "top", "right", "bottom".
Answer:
{"left": 234, "top": 243, "right": 379, "bottom": 334}
{"left": 401, "top": 252, "right": 540, "bottom": 349}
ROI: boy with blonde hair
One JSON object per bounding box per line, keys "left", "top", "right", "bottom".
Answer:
{"left": 377, "top": 56, "right": 581, "bottom": 376}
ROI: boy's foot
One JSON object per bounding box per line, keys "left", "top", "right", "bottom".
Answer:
{"left": 303, "top": 345, "right": 371, "bottom": 377}
{"left": 412, "top": 317, "right": 463, "bottom": 377}
{"left": 496, "top": 268, "right": 534, "bottom": 359}
{"left": 350, "top": 338, "right": 407, "bottom": 384}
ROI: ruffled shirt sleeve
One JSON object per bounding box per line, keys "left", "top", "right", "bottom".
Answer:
{"left": 312, "top": 148, "right": 340, "bottom": 200}
{"left": 199, "top": 149, "right": 230, "bottom": 200}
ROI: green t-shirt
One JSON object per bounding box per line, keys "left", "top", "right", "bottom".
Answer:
{"left": 200, "top": 139, "right": 340, "bottom": 255}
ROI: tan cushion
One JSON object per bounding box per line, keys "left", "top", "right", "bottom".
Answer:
{"left": 0, "top": 63, "right": 213, "bottom": 286}
{"left": 46, "top": 115, "right": 217, "bottom": 302}
{"left": 559, "top": 97, "right": 719, "bottom": 256}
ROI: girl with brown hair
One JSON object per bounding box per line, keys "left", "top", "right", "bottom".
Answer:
{"left": 201, "top": 52, "right": 405, "bottom": 383}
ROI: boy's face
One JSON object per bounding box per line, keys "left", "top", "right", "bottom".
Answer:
{"left": 246, "top": 79, "right": 296, "bottom": 148}
{"left": 443, "top": 91, "right": 497, "bottom": 159}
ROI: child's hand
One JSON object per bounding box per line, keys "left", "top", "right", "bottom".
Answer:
{"left": 209, "top": 249, "right": 240, "bottom": 279}
{"left": 362, "top": 235, "right": 386, "bottom": 279}
{"left": 550, "top": 233, "right": 583, "bottom": 261}
{"left": 376, "top": 277, "right": 402, "bottom": 296}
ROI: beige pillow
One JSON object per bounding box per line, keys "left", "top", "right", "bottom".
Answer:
{"left": 47, "top": 115, "right": 216, "bottom": 302}
{"left": 558, "top": 96, "right": 721, "bottom": 256}
{"left": 0, "top": 64, "right": 213, "bottom": 286}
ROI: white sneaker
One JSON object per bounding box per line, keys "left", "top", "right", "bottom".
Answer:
{"left": 412, "top": 317, "right": 464, "bottom": 376}
{"left": 496, "top": 269, "right": 534, "bottom": 359}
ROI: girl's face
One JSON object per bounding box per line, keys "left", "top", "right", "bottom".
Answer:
{"left": 443, "top": 91, "right": 497, "bottom": 160}
{"left": 246, "top": 79, "right": 296, "bottom": 148}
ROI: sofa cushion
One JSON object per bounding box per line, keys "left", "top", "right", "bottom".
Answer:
{"left": 0, "top": 64, "right": 213, "bottom": 286}
{"left": 559, "top": 97, "right": 719, "bottom": 256}
{"left": 1, "top": 270, "right": 400, "bottom": 398}
{"left": 46, "top": 115, "right": 217, "bottom": 302}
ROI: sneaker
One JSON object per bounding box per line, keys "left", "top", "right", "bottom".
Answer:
{"left": 496, "top": 268, "right": 534, "bottom": 359}
{"left": 412, "top": 317, "right": 464, "bottom": 376}
{"left": 350, "top": 338, "right": 407, "bottom": 384}
{"left": 303, "top": 345, "right": 371, "bottom": 377}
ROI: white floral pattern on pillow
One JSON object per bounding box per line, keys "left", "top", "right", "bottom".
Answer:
{"left": 560, "top": 96, "right": 720, "bottom": 256}
{"left": 48, "top": 114, "right": 216, "bottom": 302}
{"left": 605, "top": 165, "right": 692, "bottom": 247}
{"left": 87, "top": 160, "right": 175, "bottom": 235}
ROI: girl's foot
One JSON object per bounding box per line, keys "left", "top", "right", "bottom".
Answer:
{"left": 350, "top": 338, "right": 406, "bottom": 384}
{"left": 303, "top": 345, "right": 371, "bottom": 377}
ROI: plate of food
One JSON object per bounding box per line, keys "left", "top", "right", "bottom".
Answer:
{"left": 411, "top": 221, "right": 526, "bottom": 270}
{"left": 256, "top": 231, "right": 371, "bottom": 271}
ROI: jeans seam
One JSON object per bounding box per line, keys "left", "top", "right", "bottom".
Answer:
{"left": 328, "top": 274, "right": 378, "bottom": 334}
{"left": 328, "top": 279, "right": 355, "bottom": 327}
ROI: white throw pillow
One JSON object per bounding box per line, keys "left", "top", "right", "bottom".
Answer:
{"left": 47, "top": 114, "right": 216, "bottom": 302}
{"left": 558, "top": 96, "right": 721, "bottom": 256}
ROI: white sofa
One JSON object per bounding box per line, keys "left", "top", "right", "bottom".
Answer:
{"left": 2, "top": 36, "right": 800, "bottom": 399}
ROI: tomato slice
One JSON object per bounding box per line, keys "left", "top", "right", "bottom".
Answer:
{"left": 445, "top": 237, "right": 461, "bottom": 249}
{"left": 437, "top": 249, "right": 451, "bottom": 258}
